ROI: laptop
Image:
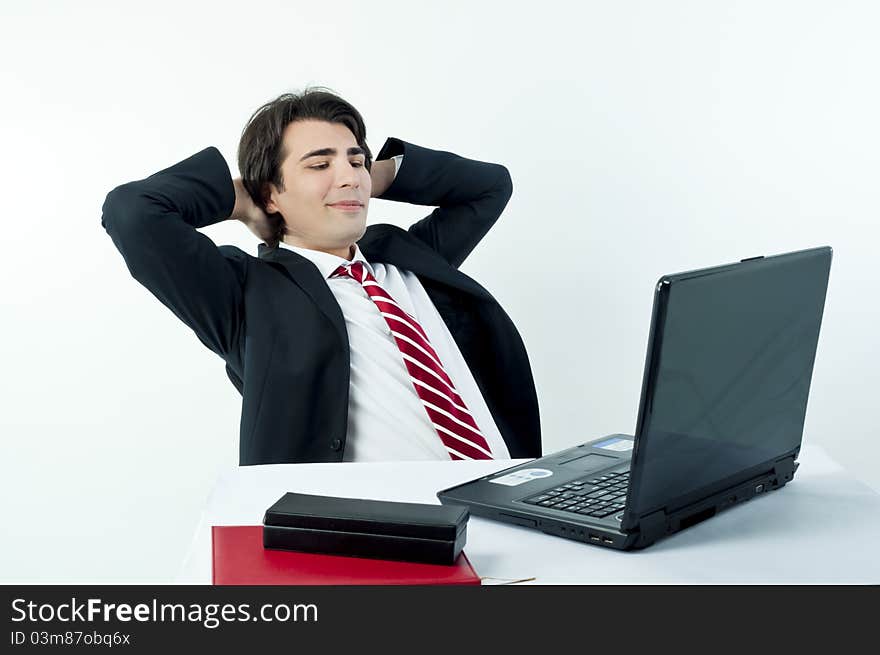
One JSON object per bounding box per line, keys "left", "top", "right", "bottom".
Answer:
{"left": 438, "top": 246, "right": 832, "bottom": 550}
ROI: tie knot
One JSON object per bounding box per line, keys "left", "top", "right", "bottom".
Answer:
{"left": 333, "top": 261, "right": 366, "bottom": 283}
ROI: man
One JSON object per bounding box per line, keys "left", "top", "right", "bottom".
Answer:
{"left": 102, "top": 87, "right": 541, "bottom": 465}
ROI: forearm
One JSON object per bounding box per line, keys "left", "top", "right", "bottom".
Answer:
{"left": 372, "top": 138, "right": 510, "bottom": 207}
{"left": 105, "top": 147, "right": 236, "bottom": 231}
{"left": 371, "top": 137, "right": 513, "bottom": 269}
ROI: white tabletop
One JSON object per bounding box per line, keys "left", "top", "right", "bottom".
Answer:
{"left": 177, "top": 444, "right": 880, "bottom": 584}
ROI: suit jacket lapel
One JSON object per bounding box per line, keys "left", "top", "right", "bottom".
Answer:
{"left": 256, "top": 223, "right": 493, "bottom": 347}
{"left": 257, "top": 243, "right": 349, "bottom": 348}
{"left": 357, "top": 224, "right": 493, "bottom": 301}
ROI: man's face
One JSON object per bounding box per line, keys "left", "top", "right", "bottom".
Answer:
{"left": 265, "top": 119, "right": 371, "bottom": 258}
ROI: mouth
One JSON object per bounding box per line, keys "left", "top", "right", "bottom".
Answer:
{"left": 328, "top": 202, "right": 364, "bottom": 212}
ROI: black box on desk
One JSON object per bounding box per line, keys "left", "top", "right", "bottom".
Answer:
{"left": 262, "top": 492, "right": 469, "bottom": 565}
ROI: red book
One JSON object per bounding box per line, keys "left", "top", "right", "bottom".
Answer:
{"left": 212, "top": 526, "right": 481, "bottom": 585}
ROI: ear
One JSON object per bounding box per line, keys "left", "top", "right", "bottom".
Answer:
{"left": 262, "top": 183, "right": 279, "bottom": 214}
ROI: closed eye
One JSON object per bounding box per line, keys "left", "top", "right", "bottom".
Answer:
{"left": 309, "top": 161, "right": 364, "bottom": 170}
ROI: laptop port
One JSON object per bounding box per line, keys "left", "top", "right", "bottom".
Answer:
{"left": 589, "top": 535, "right": 601, "bottom": 542}
{"left": 602, "top": 538, "right": 614, "bottom": 544}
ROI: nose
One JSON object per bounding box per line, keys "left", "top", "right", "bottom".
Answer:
{"left": 337, "top": 161, "right": 360, "bottom": 189}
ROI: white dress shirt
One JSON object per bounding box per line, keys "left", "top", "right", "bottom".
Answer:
{"left": 277, "top": 155, "right": 510, "bottom": 462}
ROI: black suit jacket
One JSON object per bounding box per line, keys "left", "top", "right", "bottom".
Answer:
{"left": 101, "top": 137, "right": 541, "bottom": 465}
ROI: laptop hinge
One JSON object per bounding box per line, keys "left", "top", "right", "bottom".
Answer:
{"left": 772, "top": 456, "right": 799, "bottom": 487}
{"left": 635, "top": 509, "right": 668, "bottom": 548}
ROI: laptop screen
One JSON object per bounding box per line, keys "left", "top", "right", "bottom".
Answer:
{"left": 628, "top": 248, "right": 832, "bottom": 518}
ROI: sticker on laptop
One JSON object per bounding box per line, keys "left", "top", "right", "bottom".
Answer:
{"left": 489, "top": 468, "right": 554, "bottom": 487}
{"left": 593, "top": 437, "right": 633, "bottom": 452}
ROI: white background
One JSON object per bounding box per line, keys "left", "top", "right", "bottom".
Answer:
{"left": 1, "top": 1, "right": 877, "bottom": 583}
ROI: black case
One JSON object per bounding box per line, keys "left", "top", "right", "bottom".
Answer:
{"left": 262, "top": 492, "right": 469, "bottom": 565}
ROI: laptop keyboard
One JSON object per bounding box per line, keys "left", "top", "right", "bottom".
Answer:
{"left": 521, "top": 470, "right": 630, "bottom": 519}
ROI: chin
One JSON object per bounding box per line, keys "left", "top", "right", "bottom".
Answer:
{"left": 352, "top": 221, "right": 368, "bottom": 241}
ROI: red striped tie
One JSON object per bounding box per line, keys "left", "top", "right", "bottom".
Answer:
{"left": 333, "top": 261, "right": 494, "bottom": 460}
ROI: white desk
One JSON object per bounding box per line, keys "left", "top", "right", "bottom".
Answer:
{"left": 177, "top": 444, "right": 880, "bottom": 584}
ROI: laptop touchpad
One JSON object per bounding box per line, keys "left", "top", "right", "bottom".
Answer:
{"left": 555, "top": 452, "right": 617, "bottom": 469}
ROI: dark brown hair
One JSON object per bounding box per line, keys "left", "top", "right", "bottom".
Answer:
{"left": 237, "top": 86, "right": 372, "bottom": 248}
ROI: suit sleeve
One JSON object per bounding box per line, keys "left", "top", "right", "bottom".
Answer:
{"left": 101, "top": 146, "right": 246, "bottom": 362}
{"left": 374, "top": 138, "right": 513, "bottom": 269}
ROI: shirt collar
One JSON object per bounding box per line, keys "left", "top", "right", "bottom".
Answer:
{"left": 277, "top": 241, "right": 376, "bottom": 280}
